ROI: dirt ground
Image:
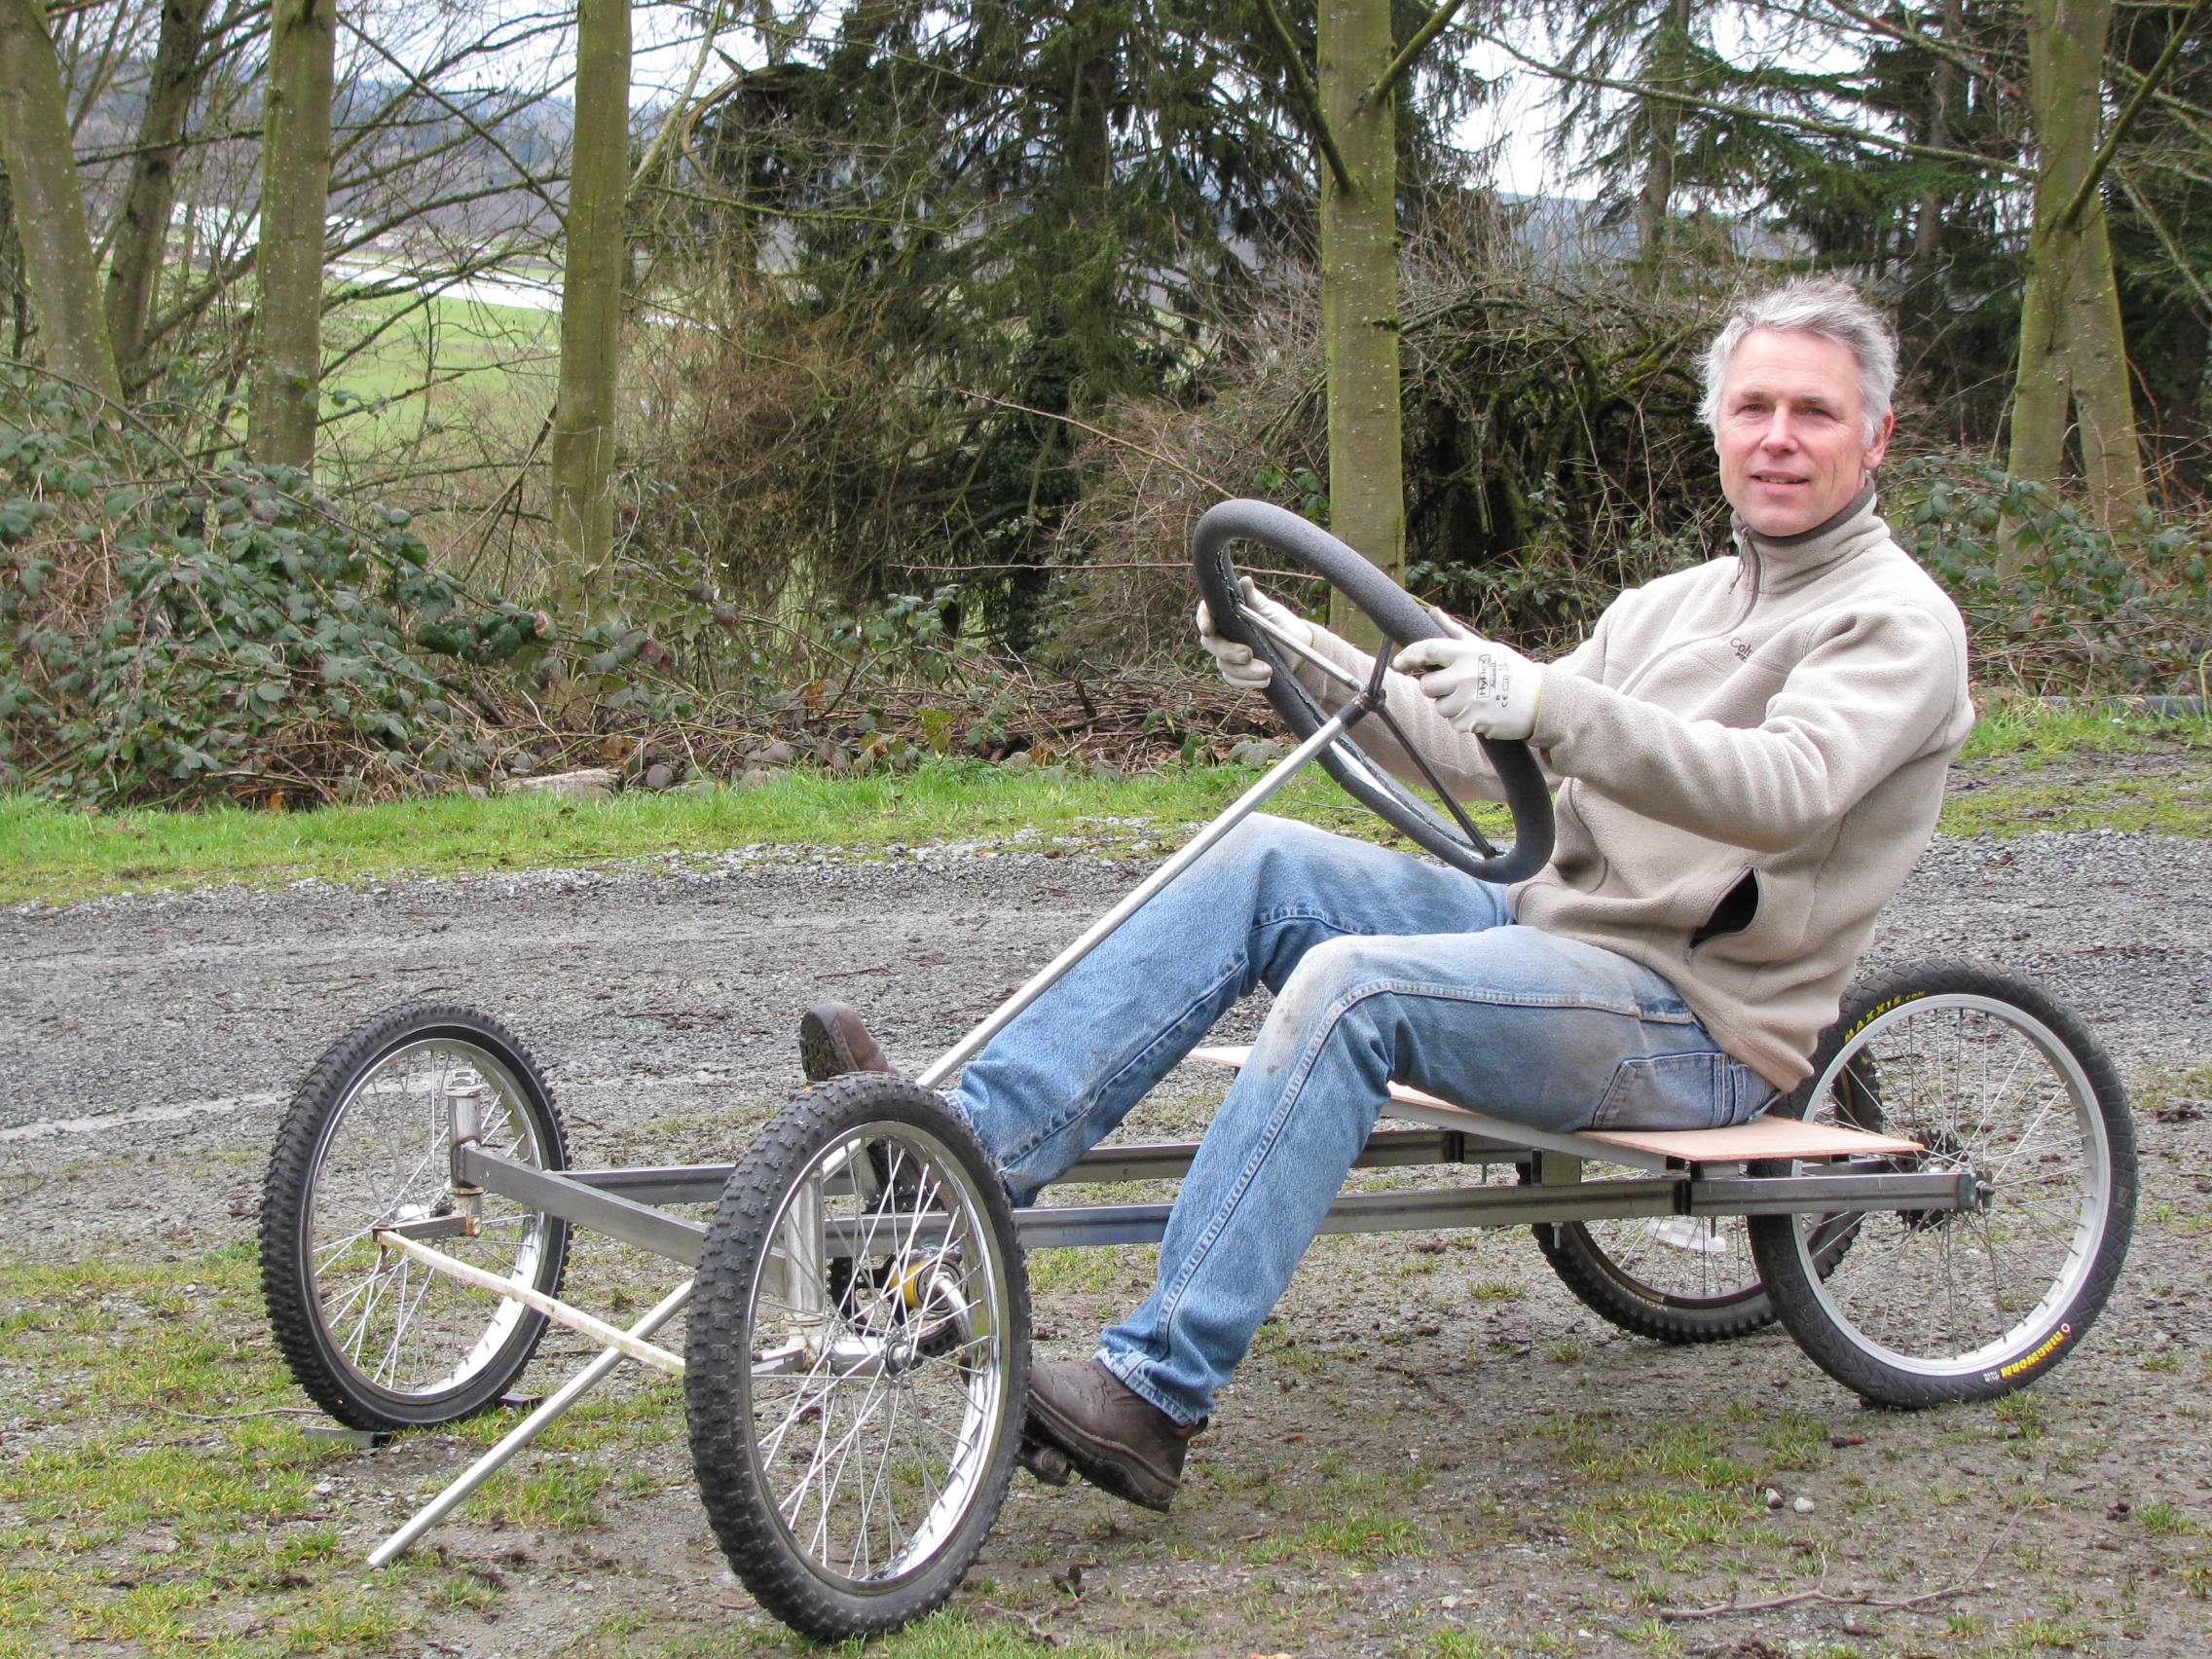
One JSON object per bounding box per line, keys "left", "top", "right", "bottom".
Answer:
{"left": 4, "top": 820, "right": 2211, "bottom": 1659}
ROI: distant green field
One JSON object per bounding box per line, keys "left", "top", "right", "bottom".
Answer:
{"left": 317, "top": 288, "right": 557, "bottom": 453}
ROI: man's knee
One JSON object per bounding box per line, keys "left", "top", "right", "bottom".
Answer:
{"left": 1272, "top": 935, "right": 1400, "bottom": 1032}
{"left": 1205, "top": 813, "right": 1358, "bottom": 892}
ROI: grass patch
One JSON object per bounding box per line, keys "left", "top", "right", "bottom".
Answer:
{"left": 1938, "top": 777, "right": 2212, "bottom": 838}
{"left": 1550, "top": 1410, "right": 1779, "bottom": 1572}
{"left": 1959, "top": 698, "right": 2212, "bottom": 763}
{"left": 0, "top": 761, "right": 1419, "bottom": 904}
{"left": 1941, "top": 699, "right": 2212, "bottom": 838}
{"left": 0, "top": 1244, "right": 680, "bottom": 1658}
{"left": 10, "top": 696, "right": 2208, "bottom": 906}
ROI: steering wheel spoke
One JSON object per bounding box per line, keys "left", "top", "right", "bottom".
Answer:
{"left": 1363, "top": 699, "right": 1501, "bottom": 861}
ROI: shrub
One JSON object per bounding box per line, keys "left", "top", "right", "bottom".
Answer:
{"left": 0, "top": 377, "right": 541, "bottom": 806}
{"left": 1891, "top": 456, "right": 2212, "bottom": 693}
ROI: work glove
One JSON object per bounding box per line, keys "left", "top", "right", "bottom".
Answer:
{"left": 1391, "top": 608, "right": 1544, "bottom": 742}
{"left": 1195, "top": 578, "right": 1312, "bottom": 691}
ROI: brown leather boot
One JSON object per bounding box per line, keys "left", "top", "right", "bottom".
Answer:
{"left": 798, "top": 1003, "right": 896, "bottom": 1083}
{"left": 1024, "top": 1358, "right": 1207, "bottom": 1513}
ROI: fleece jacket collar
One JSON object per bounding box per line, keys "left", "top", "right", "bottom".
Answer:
{"left": 1730, "top": 481, "right": 1885, "bottom": 600}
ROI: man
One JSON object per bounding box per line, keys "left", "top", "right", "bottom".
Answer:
{"left": 801, "top": 278, "right": 1972, "bottom": 1514}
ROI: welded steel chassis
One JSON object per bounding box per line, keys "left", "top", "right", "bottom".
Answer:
{"left": 362, "top": 700, "right": 1975, "bottom": 1567}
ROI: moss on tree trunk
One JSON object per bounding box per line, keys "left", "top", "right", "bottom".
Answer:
{"left": 1318, "top": 0, "right": 1402, "bottom": 645}
{"left": 550, "top": 0, "right": 632, "bottom": 612}
{"left": 0, "top": 0, "right": 123, "bottom": 407}
{"left": 247, "top": 0, "right": 336, "bottom": 468}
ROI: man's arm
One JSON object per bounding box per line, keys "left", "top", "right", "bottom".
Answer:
{"left": 1288, "top": 616, "right": 1608, "bottom": 802}
{"left": 1531, "top": 605, "right": 1967, "bottom": 853}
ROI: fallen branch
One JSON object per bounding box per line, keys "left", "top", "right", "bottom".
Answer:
{"left": 140, "top": 1402, "right": 328, "bottom": 1421}
{"left": 1659, "top": 1493, "right": 2034, "bottom": 1623}
{"left": 977, "top": 1600, "right": 1056, "bottom": 1643}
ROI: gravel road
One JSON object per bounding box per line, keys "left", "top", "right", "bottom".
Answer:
{"left": 5, "top": 827, "right": 2211, "bottom": 1657}
{"left": 6, "top": 829, "right": 2208, "bottom": 1161}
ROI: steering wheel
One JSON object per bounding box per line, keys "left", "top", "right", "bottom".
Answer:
{"left": 1192, "top": 498, "right": 1555, "bottom": 885}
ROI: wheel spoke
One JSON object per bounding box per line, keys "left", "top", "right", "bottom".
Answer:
{"left": 278, "top": 1025, "right": 561, "bottom": 1418}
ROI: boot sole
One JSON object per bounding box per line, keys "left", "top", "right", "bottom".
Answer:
{"left": 1023, "top": 1395, "right": 1179, "bottom": 1513}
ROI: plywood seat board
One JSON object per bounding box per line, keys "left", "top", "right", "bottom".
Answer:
{"left": 1186, "top": 1045, "right": 1924, "bottom": 1161}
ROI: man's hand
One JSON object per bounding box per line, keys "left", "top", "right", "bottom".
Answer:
{"left": 1195, "top": 578, "right": 1311, "bottom": 691}
{"left": 1391, "top": 609, "right": 1544, "bottom": 741}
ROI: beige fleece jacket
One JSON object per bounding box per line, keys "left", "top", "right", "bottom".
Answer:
{"left": 1294, "top": 487, "right": 1972, "bottom": 1089}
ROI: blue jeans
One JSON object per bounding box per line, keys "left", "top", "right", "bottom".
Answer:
{"left": 946, "top": 814, "right": 1775, "bottom": 1424}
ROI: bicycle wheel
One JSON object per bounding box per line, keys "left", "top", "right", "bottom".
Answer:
{"left": 1535, "top": 1052, "right": 1887, "bottom": 1344}
{"left": 260, "top": 1003, "right": 570, "bottom": 1429}
{"left": 1748, "top": 961, "right": 2135, "bottom": 1407}
{"left": 685, "top": 1073, "right": 1030, "bottom": 1641}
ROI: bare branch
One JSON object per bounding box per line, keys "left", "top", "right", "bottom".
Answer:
{"left": 1255, "top": 0, "right": 1354, "bottom": 192}
{"left": 1362, "top": 0, "right": 1471, "bottom": 112}
{"left": 2056, "top": 0, "right": 2212, "bottom": 234}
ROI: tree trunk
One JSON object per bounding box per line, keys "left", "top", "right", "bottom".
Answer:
{"left": 247, "top": 0, "right": 335, "bottom": 469}
{"left": 2004, "top": 0, "right": 2147, "bottom": 568}
{"left": 1631, "top": 0, "right": 1692, "bottom": 293}
{"left": 0, "top": 0, "right": 124, "bottom": 406}
{"left": 549, "top": 0, "right": 632, "bottom": 611}
{"left": 1906, "top": 0, "right": 1961, "bottom": 339}
{"left": 104, "top": 0, "right": 210, "bottom": 389}
{"left": 1317, "top": 0, "right": 1401, "bottom": 644}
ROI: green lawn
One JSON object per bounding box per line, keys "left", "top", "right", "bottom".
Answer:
{"left": 0, "top": 761, "right": 1408, "bottom": 905}
{"left": 317, "top": 290, "right": 556, "bottom": 454}
{"left": 5, "top": 702, "right": 2207, "bottom": 907}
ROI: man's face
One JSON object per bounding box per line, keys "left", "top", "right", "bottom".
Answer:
{"left": 1714, "top": 327, "right": 1893, "bottom": 537}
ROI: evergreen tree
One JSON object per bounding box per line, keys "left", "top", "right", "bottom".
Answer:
{"left": 670, "top": 0, "right": 1476, "bottom": 644}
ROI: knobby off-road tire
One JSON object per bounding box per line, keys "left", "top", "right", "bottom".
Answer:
{"left": 260, "top": 1003, "right": 570, "bottom": 1429}
{"left": 1748, "top": 961, "right": 2135, "bottom": 1407}
{"left": 1534, "top": 1048, "right": 1887, "bottom": 1345}
{"left": 685, "top": 1073, "right": 1030, "bottom": 1642}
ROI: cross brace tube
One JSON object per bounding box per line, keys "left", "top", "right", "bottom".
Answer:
{"left": 555, "top": 1126, "right": 1527, "bottom": 1209}
{"left": 473, "top": 1144, "right": 1972, "bottom": 1261}
{"left": 366, "top": 1278, "right": 695, "bottom": 1568}
{"left": 461, "top": 1146, "right": 708, "bottom": 1265}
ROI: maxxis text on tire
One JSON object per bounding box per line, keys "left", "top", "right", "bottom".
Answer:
{"left": 1747, "top": 960, "right": 2134, "bottom": 1408}
{"left": 260, "top": 1002, "right": 570, "bottom": 1429}
{"left": 685, "top": 1073, "right": 1030, "bottom": 1642}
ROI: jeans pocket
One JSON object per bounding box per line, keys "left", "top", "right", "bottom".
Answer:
{"left": 1590, "top": 1051, "right": 1736, "bottom": 1131}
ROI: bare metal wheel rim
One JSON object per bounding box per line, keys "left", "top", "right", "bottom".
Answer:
{"left": 739, "top": 1119, "right": 1014, "bottom": 1594}
{"left": 1570, "top": 1215, "right": 1763, "bottom": 1308}
{"left": 305, "top": 1037, "right": 559, "bottom": 1398}
{"left": 1787, "top": 993, "right": 2113, "bottom": 1379}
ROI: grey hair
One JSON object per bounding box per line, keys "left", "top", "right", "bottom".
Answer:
{"left": 1697, "top": 278, "right": 1899, "bottom": 443}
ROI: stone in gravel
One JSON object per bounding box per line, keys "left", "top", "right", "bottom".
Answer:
{"left": 501, "top": 767, "right": 618, "bottom": 799}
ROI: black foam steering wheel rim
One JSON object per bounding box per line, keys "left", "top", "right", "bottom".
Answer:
{"left": 1192, "top": 498, "right": 1555, "bottom": 885}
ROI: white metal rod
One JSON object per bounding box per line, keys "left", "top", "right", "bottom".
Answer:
{"left": 1243, "top": 608, "right": 1364, "bottom": 693}
{"left": 915, "top": 706, "right": 1357, "bottom": 1089}
{"left": 372, "top": 1230, "right": 686, "bottom": 1375}
{"left": 366, "top": 1277, "right": 694, "bottom": 1568}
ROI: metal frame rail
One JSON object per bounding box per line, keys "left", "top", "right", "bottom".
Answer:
{"left": 364, "top": 1126, "right": 1972, "bottom": 1567}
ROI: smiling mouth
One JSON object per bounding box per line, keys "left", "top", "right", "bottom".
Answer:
{"left": 1751, "top": 473, "right": 1809, "bottom": 486}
